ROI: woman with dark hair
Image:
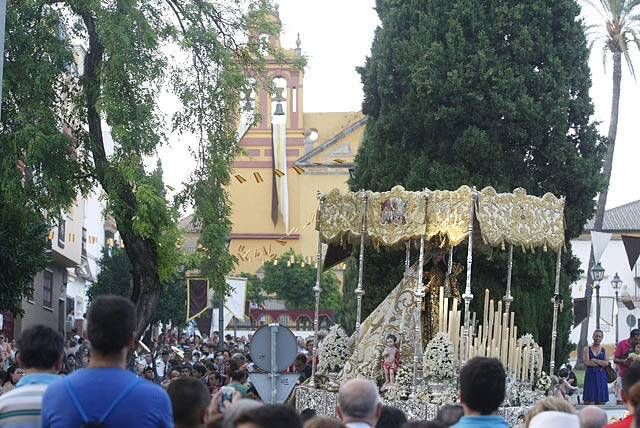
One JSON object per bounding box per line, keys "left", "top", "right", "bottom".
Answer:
{"left": 206, "top": 371, "right": 223, "bottom": 395}
{"left": 583, "top": 329, "right": 610, "bottom": 405}
{"left": 1, "top": 365, "right": 24, "bottom": 393}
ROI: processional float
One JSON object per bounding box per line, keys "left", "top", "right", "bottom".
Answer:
{"left": 307, "top": 185, "right": 565, "bottom": 395}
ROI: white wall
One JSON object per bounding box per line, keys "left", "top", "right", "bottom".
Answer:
{"left": 570, "top": 238, "right": 640, "bottom": 345}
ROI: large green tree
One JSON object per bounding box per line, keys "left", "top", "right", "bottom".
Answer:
{"left": 348, "top": 0, "right": 605, "bottom": 370}
{"left": 251, "top": 251, "right": 342, "bottom": 311}
{"left": 2, "top": 0, "right": 284, "bottom": 336}
{"left": 87, "top": 247, "right": 187, "bottom": 327}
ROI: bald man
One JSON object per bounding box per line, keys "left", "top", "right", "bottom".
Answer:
{"left": 336, "top": 379, "right": 382, "bottom": 428}
{"left": 579, "top": 406, "right": 608, "bottom": 428}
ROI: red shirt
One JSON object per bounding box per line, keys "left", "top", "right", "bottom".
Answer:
{"left": 606, "top": 415, "right": 633, "bottom": 428}
{"left": 615, "top": 338, "right": 633, "bottom": 378}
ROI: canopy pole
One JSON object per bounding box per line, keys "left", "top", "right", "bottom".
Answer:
{"left": 462, "top": 189, "right": 476, "bottom": 363}
{"left": 504, "top": 244, "right": 514, "bottom": 314}
{"left": 309, "top": 193, "right": 326, "bottom": 389}
{"left": 550, "top": 248, "right": 562, "bottom": 374}
{"left": 411, "top": 235, "right": 426, "bottom": 397}
{"left": 354, "top": 191, "right": 369, "bottom": 336}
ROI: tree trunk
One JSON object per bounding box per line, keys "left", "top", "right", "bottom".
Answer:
{"left": 575, "top": 50, "right": 622, "bottom": 368}
{"left": 77, "top": 6, "right": 161, "bottom": 339}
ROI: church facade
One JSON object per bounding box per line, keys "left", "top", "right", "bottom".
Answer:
{"left": 224, "top": 24, "right": 366, "bottom": 276}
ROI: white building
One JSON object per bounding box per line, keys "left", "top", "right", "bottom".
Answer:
{"left": 570, "top": 200, "right": 640, "bottom": 346}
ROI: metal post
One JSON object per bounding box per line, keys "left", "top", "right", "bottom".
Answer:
{"left": 550, "top": 248, "right": 562, "bottom": 373}
{"left": 270, "top": 324, "right": 278, "bottom": 404}
{"left": 615, "top": 290, "right": 619, "bottom": 344}
{"left": 595, "top": 282, "right": 601, "bottom": 330}
{"left": 462, "top": 189, "right": 476, "bottom": 362}
{"left": 0, "top": 0, "right": 7, "bottom": 119}
{"left": 355, "top": 192, "right": 368, "bottom": 335}
{"left": 411, "top": 236, "right": 426, "bottom": 397}
{"left": 444, "top": 246, "right": 453, "bottom": 294}
{"left": 309, "top": 194, "right": 325, "bottom": 389}
{"left": 504, "top": 244, "right": 514, "bottom": 314}
{"left": 218, "top": 293, "right": 224, "bottom": 352}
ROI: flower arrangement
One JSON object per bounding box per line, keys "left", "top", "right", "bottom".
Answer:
{"left": 423, "top": 332, "right": 459, "bottom": 381}
{"left": 428, "top": 384, "right": 458, "bottom": 407}
{"left": 507, "top": 382, "right": 544, "bottom": 407}
{"left": 318, "top": 325, "right": 352, "bottom": 374}
{"left": 535, "top": 372, "right": 552, "bottom": 394}
{"left": 415, "top": 385, "right": 431, "bottom": 403}
{"left": 395, "top": 365, "right": 413, "bottom": 390}
{"left": 384, "top": 384, "right": 408, "bottom": 401}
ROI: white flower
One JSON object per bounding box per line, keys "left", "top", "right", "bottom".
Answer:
{"left": 318, "top": 325, "right": 352, "bottom": 374}
{"left": 423, "top": 333, "right": 459, "bottom": 381}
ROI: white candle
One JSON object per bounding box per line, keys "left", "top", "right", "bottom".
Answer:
{"left": 483, "top": 289, "right": 490, "bottom": 333}
{"left": 439, "top": 286, "right": 445, "bottom": 332}
{"left": 443, "top": 298, "right": 449, "bottom": 336}
{"left": 488, "top": 300, "right": 495, "bottom": 343}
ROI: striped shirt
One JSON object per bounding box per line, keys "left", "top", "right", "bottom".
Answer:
{"left": 0, "top": 373, "right": 60, "bottom": 428}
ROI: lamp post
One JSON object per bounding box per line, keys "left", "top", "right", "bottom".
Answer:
{"left": 612, "top": 272, "right": 623, "bottom": 344}
{"left": 591, "top": 262, "right": 605, "bottom": 330}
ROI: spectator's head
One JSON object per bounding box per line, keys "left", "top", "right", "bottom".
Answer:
{"left": 336, "top": 379, "right": 382, "bottom": 426}
{"left": 375, "top": 405, "right": 406, "bottom": 428}
{"left": 221, "top": 398, "right": 263, "bottom": 428}
{"left": 578, "top": 405, "right": 607, "bottom": 428}
{"left": 16, "top": 325, "right": 64, "bottom": 372}
{"left": 87, "top": 295, "right": 136, "bottom": 358}
{"left": 527, "top": 411, "right": 579, "bottom": 428}
{"left": 295, "top": 354, "right": 308, "bottom": 371}
{"left": 167, "top": 377, "right": 210, "bottom": 428}
{"left": 66, "top": 354, "right": 76, "bottom": 368}
{"left": 231, "top": 369, "right": 246, "bottom": 383}
{"left": 193, "top": 364, "right": 206, "bottom": 378}
{"left": 458, "top": 357, "right": 505, "bottom": 416}
{"left": 304, "top": 417, "right": 347, "bottom": 428}
{"left": 525, "top": 397, "right": 576, "bottom": 428}
{"left": 170, "top": 369, "right": 181, "bottom": 380}
{"left": 306, "top": 338, "right": 314, "bottom": 353}
{"left": 621, "top": 362, "right": 640, "bottom": 408}
{"left": 180, "top": 364, "right": 193, "bottom": 377}
{"left": 592, "top": 329, "right": 604, "bottom": 345}
{"left": 235, "top": 404, "right": 302, "bottom": 428}
{"left": 300, "top": 408, "right": 317, "bottom": 424}
{"left": 436, "top": 404, "right": 464, "bottom": 426}
{"left": 630, "top": 328, "right": 640, "bottom": 346}
{"left": 143, "top": 366, "right": 155, "bottom": 380}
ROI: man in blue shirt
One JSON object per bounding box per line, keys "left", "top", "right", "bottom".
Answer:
{"left": 0, "top": 325, "right": 63, "bottom": 427}
{"left": 42, "top": 295, "right": 174, "bottom": 428}
{"left": 453, "top": 357, "right": 508, "bottom": 428}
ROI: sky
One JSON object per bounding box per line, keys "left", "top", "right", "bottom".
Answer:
{"left": 159, "top": 0, "right": 640, "bottom": 210}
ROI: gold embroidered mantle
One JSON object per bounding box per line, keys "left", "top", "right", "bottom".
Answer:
{"left": 317, "top": 189, "right": 364, "bottom": 245}
{"left": 425, "top": 185, "right": 474, "bottom": 247}
{"left": 366, "top": 186, "right": 427, "bottom": 248}
{"left": 476, "top": 187, "right": 565, "bottom": 252}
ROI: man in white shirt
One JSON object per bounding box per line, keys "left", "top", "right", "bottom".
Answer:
{"left": 336, "top": 379, "right": 382, "bottom": 428}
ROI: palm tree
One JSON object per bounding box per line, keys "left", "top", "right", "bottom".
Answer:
{"left": 576, "top": 0, "right": 640, "bottom": 368}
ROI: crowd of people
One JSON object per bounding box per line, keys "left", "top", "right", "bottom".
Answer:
{"left": 2, "top": 295, "right": 640, "bottom": 427}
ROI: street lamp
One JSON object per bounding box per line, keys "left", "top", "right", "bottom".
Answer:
{"left": 612, "top": 272, "right": 623, "bottom": 343}
{"left": 591, "top": 262, "right": 605, "bottom": 329}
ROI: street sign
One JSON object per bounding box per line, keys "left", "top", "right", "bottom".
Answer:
{"left": 249, "top": 324, "right": 297, "bottom": 372}
{"left": 248, "top": 373, "right": 300, "bottom": 404}
{"left": 627, "top": 314, "right": 637, "bottom": 328}
{"left": 248, "top": 324, "right": 299, "bottom": 404}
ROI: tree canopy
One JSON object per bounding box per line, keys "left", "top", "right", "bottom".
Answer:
{"left": 348, "top": 0, "right": 605, "bottom": 370}
{"left": 1, "top": 0, "right": 287, "bottom": 336}
{"left": 249, "top": 251, "right": 342, "bottom": 312}
{"left": 88, "top": 247, "right": 187, "bottom": 327}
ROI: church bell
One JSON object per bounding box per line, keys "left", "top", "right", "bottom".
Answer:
{"left": 273, "top": 102, "right": 285, "bottom": 116}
